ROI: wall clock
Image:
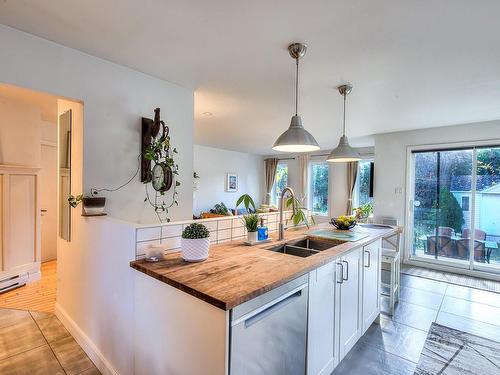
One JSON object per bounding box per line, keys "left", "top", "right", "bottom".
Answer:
{"left": 152, "top": 162, "right": 173, "bottom": 192}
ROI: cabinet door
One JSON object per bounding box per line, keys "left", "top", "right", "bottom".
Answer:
{"left": 339, "top": 249, "right": 362, "bottom": 360}
{"left": 4, "top": 174, "right": 37, "bottom": 272}
{"left": 307, "top": 262, "right": 336, "bottom": 375}
{"left": 362, "top": 239, "right": 381, "bottom": 333}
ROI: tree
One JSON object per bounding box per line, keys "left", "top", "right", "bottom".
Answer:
{"left": 432, "top": 187, "right": 464, "bottom": 233}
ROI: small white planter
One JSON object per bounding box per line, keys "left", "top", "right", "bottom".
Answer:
{"left": 181, "top": 237, "right": 210, "bottom": 262}
{"left": 247, "top": 231, "right": 258, "bottom": 243}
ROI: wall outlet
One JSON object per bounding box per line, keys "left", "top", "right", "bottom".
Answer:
{"left": 394, "top": 187, "right": 403, "bottom": 195}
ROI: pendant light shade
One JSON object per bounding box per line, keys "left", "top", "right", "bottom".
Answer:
{"left": 327, "top": 84, "right": 361, "bottom": 163}
{"left": 272, "top": 43, "right": 320, "bottom": 153}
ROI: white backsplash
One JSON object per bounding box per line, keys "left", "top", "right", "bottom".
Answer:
{"left": 134, "top": 211, "right": 304, "bottom": 259}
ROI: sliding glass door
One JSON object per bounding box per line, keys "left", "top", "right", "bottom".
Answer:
{"left": 408, "top": 145, "right": 500, "bottom": 274}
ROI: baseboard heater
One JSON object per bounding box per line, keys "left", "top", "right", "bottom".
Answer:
{"left": 0, "top": 273, "right": 28, "bottom": 294}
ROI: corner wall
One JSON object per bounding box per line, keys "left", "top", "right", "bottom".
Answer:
{"left": 0, "top": 24, "right": 194, "bottom": 223}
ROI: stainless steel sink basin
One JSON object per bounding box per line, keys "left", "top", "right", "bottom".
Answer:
{"left": 289, "top": 237, "right": 345, "bottom": 250}
{"left": 266, "top": 244, "right": 319, "bottom": 258}
{"left": 265, "top": 236, "right": 343, "bottom": 258}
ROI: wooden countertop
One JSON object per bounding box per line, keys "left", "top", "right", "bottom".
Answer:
{"left": 130, "top": 223, "right": 401, "bottom": 310}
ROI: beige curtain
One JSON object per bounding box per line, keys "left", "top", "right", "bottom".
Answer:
{"left": 346, "top": 161, "right": 358, "bottom": 215}
{"left": 297, "top": 154, "right": 309, "bottom": 206}
{"left": 264, "top": 158, "right": 279, "bottom": 204}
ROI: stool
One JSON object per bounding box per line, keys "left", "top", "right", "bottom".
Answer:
{"left": 381, "top": 248, "right": 400, "bottom": 316}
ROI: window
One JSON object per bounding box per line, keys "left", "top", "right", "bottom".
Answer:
{"left": 461, "top": 196, "right": 470, "bottom": 211}
{"left": 309, "top": 162, "right": 329, "bottom": 215}
{"left": 353, "top": 160, "right": 374, "bottom": 208}
{"left": 271, "top": 163, "right": 288, "bottom": 206}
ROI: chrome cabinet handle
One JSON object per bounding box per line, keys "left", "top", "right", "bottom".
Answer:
{"left": 336, "top": 262, "right": 344, "bottom": 284}
{"left": 341, "top": 260, "right": 349, "bottom": 281}
{"left": 364, "top": 250, "right": 371, "bottom": 268}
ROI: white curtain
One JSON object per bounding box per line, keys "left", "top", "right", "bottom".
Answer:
{"left": 297, "top": 154, "right": 310, "bottom": 207}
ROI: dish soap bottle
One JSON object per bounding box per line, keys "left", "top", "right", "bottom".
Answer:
{"left": 257, "top": 218, "right": 268, "bottom": 241}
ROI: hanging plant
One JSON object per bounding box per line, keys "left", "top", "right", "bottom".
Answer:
{"left": 142, "top": 110, "right": 181, "bottom": 223}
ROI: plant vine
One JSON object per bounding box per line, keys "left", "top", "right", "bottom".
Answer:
{"left": 142, "top": 124, "right": 181, "bottom": 223}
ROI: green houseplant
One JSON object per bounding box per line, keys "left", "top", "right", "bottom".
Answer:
{"left": 181, "top": 223, "right": 210, "bottom": 262}
{"left": 68, "top": 191, "right": 106, "bottom": 216}
{"left": 286, "top": 196, "right": 315, "bottom": 228}
{"left": 235, "top": 194, "right": 256, "bottom": 215}
{"left": 241, "top": 213, "right": 260, "bottom": 242}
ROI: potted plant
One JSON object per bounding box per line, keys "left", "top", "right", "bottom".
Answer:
{"left": 242, "top": 213, "right": 260, "bottom": 242}
{"left": 235, "top": 193, "right": 256, "bottom": 215}
{"left": 286, "top": 196, "right": 315, "bottom": 228}
{"left": 69, "top": 192, "right": 106, "bottom": 216}
{"left": 181, "top": 223, "right": 210, "bottom": 262}
{"left": 353, "top": 203, "right": 373, "bottom": 223}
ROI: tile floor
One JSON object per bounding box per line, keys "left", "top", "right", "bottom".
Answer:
{"left": 0, "top": 308, "right": 100, "bottom": 375}
{"left": 333, "top": 272, "right": 500, "bottom": 374}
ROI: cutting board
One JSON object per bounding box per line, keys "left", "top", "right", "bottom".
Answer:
{"left": 307, "top": 229, "right": 369, "bottom": 242}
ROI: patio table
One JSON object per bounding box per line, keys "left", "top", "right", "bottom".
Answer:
{"left": 419, "top": 235, "right": 499, "bottom": 264}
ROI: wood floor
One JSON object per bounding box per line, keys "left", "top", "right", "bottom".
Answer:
{"left": 0, "top": 260, "right": 57, "bottom": 313}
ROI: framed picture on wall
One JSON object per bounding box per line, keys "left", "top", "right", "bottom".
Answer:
{"left": 226, "top": 173, "right": 238, "bottom": 192}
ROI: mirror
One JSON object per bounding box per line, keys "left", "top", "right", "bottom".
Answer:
{"left": 59, "top": 110, "right": 72, "bottom": 241}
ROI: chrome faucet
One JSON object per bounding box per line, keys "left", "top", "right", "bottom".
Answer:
{"left": 279, "top": 187, "right": 296, "bottom": 241}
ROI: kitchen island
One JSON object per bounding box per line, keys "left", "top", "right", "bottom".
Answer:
{"left": 130, "top": 223, "right": 401, "bottom": 375}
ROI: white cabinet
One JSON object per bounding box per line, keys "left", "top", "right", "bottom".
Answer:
{"left": 337, "top": 248, "right": 362, "bottom": 361}
{"left": 362, "top": 239, "right": 382, "bottom": 333}
{"left": 0, "top": 166, "right": 40, "bottom": 281}
{"left": 307, "top": 261, "right": 336, "bottom": 375}
{"left": 307, "top": 239, "right": 384, "bottom": 371}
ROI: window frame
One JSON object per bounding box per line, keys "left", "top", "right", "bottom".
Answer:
{"left": 271, "top": 162, "right": 289, "bottom": 207}
{"left": 308, "top": 160, "right": 330, "bottom": 216}
{"left": 352, "top": 159, "right": 374, "bottom": 209}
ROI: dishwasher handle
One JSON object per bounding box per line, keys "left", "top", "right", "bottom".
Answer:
{"left": 232, "top": 284, "right": 307, "bottom": 328}
{"left": 244, "top": 290, "right": 303, "bottom": 328}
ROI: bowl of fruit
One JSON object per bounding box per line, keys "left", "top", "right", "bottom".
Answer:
{"left": 330, "top": 215, "right": 357, "bottom": 230}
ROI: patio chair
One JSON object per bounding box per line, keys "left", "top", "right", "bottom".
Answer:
{"left": 456, "top": 239, "right": 486, "bottom": 263}
{"left": 462, "top": 228, "right": 486, "bottom": 241}
{"left": 426, "top": 235, "right": 454, "bottom": 257}
{"left": 437, "top": 226, "right": 455, "bottom": 237}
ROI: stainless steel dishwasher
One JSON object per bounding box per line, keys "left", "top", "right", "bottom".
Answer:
{"left": 229, "top": 275, "right": 308, "bottom": 375}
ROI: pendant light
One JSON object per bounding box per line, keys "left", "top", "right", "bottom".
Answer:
{"left": 327, "top": 84, "right": 361, "bottom": 162}
{"left": 272, "top": 43, "right": 320, "bottom": 153}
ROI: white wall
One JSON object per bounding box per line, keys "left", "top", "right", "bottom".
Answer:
{"left": 0, "top": 96, "right": 43, "bottom": 166}
{"left": 193, "top": 145, "right": 263, "bottom": 215}
{"left": 0, "top": 24, "right": 194, "bottom": 224}
{"left": 374, "top": 120, "right": 500, "bottom": 228}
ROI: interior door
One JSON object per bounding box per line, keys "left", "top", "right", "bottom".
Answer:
{"left": 41, "top": 144, "right": 57, "bottom": 262}
{"left": 339, "top": 248, "right": 361, "bottom": 360}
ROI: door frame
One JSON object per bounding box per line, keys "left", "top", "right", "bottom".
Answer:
{"left": 404, "top": 139, "right": 500, "bottom": 280}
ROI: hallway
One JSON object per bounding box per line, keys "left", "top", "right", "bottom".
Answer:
{"left": 0, "top": 260, "right": 56, "bottom": 313}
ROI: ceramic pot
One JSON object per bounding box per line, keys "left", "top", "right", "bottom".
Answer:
{"left": 181, "top": 237, "right": 210, "bottom": 262}
{"left": 247, "top": 231, "right": 258, "bottom": 243}
{"left": 82, "top": 197, "right": 106, "bottom": 215}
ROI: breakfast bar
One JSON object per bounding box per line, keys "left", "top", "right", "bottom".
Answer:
{"left": 130, "top": 223, "right": 401, "bottom": 375}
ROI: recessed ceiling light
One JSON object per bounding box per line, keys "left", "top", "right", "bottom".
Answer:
{"left": 202, "top": 111, "right": 213, "bottom": 116}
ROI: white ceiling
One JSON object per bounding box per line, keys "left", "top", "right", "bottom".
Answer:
{"left": 1, "top": 0, "right": 500, "bottom": 154}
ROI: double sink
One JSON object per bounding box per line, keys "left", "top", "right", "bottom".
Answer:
{"left": 265, "top": 236, "right": 345, "bottom": 258}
